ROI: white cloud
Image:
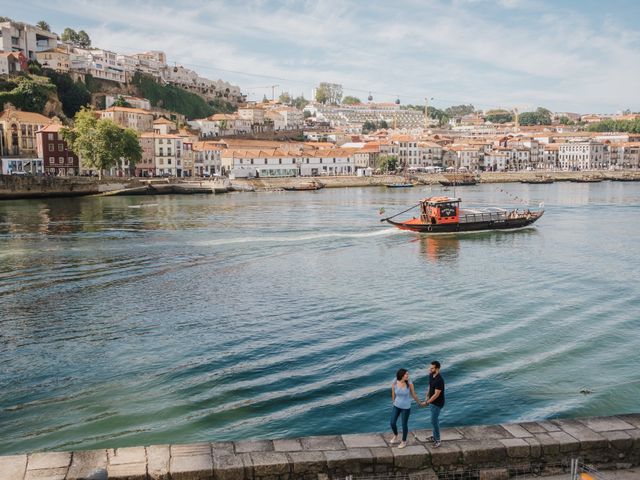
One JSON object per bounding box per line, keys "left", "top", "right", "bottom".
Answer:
{"left": 26, "top": 0, "right": 640, "bottom": 111}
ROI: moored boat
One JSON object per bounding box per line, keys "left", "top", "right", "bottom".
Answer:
{"left": 282, "top": 181, "right": 324, "bottom": 191}
{"left": 569, "top": 175, "right": 603, "bottom": 183}
{"left": 382, "top": 196, "right": 544, "bottom": 233}
{"left": 521, "top": 175, "right": 554, "bottom": 184}
{"left": 385, "top": 182, "right": 415, "bottom": 188}
{"left": 439, "top": 173, "right": 477, "bottom": 186}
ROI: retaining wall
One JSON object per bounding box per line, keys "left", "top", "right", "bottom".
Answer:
{"left": 1, "top": 414, "right": 639, "bottom": 480}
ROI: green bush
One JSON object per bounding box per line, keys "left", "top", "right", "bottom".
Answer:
{"left": 0, "top": 77, "right": 54, "bottom": 113}
{"left": 42, "top": 69, "right": 92, "bottom": 118}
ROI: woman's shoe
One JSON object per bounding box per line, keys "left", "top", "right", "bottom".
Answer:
{"left": 398, "top": 441, "right": 407, "bottom": 449}
{"left": 389, "top": 435, "right": 399, "bottom": 444}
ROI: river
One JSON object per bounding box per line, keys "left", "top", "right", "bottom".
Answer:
{"left": 0, "top": 182, "right": 638, "bottom": 454}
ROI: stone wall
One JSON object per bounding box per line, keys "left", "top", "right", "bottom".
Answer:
{"left": 0, "top": 175, "right": 140, "bottom": 200}
{"left": 1, "top": 414, "right": 639, "bottom": 479}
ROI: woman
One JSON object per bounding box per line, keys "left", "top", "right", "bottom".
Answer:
{"left": 389, "top": 368, "right": 421, "bottom": 448}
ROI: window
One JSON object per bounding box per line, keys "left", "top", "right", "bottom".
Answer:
{"left": 48, "top": 133, "right": 54, "bottom": 141}
{"left": 49, "top": 156, "right": 55, "bottom": 164}
{"left": 59, "top": 157, "right": 64, "bottom": 165}
{"left": 49, "top": 144, "right": 54, "bottom": 152}
{"left": 58, "top": 143, "right": 64, "bottom": 151}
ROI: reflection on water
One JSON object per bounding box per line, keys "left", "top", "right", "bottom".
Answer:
{"left": 0, "top": 183, "right": 639, "bottom": 455}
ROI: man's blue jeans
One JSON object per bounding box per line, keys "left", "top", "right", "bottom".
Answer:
{"left": 430, "top": 404, "right": 442, "bottom": 442}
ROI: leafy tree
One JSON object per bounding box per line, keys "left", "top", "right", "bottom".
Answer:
{"left": 378, "top": 120, "right": 388, "bottom": 129}
{"left": 61, "top": 28, "right": 79, "bottom": 44}
{"left": 112, "top": 95, "right": 132, "bottom": 108}
{"left": 427, "top": 106, "right": 449, "bottom": 126}
{"left": 207, "top": 97, "right": 235, "bottom": 114}
{"left": 62, "top": 108, "right": 142, "bottom": 179}
{"left": 36, "top": 20, "right": 51, "bottom": 31}
{"left": 558, "top": 116, "right": 573, "bottom": 125}
{"left": 10, "top": 77, "right": 55, "bottom": 112}
{"left": 587, "top": 118, "right": 640, "bottom": 133}
{"left": 27, "top": 60, "right": 43, "bottom": 75}
{"left": 485, "top": 109, "right": 513, "bottom": 124}
{"left": 303, "top": 110, "right": 312, "bottom": 119}
{"left": 42, "top": 69, "right": 92, "bottom": 118}
{"left": 278, "top": 92, "right": 292, "bottom": 104}
{"left": 262, "top": 94, "right": 269, "bottom": 103}
{"left": 519, "top": 107, "right": 552, "bottom": 126}
{"left": 342, "top": 95, "right": 361, "bottom": 105}
{"left": 315, "top": 82, "right": 342, "bottom": 105}
{"left": 362, "top": 120, "right": 377, "bottom": 133}
{"left": 444, "top": 104, "right": 475, "bottom": 118}
{"left": 377, "top": 155, "right": 398, "bottom": 173}
{"left": 77, "top": 30, "right": 91, "bottom": 48}
{"left": 0, "top": 16, "right": 13, "bottom": 23}
{"left": 293, "top": 95, "right": 309, "bottom": 110}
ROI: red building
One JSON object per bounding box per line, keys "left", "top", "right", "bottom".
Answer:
{"left": 36, "top": 124, "right": 80, "bottom": 176}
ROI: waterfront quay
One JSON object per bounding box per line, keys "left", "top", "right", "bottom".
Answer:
{"left": 1, "top": 414, "right": 639, "bottom": 479}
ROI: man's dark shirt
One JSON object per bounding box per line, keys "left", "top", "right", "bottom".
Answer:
{"left": 428, "top": 373, "right": 445, "bottom": 408}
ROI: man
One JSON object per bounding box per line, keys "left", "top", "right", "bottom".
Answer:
{"left": 422, "top": 360, "right": 445, "bottom": 448}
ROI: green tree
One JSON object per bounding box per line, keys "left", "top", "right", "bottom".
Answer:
{"left": 61, "top": 28, "right": 79, "bottom": 44}
{"left": 112, "top": 95, "right": 132, "bottom": 108}
{"left": 362, "top": 120, "right": 377, "bottom": 133}
{"left": 378, "top": 119, "right": 388, "bottom": 129}
{"left": 36, "top": 20, "right": 51, "bottom": 31}
{"left": 485, "top": 109, "right": 513, "bottom": 124}
{"left": 77, "top": 30, "right": 91, "bottom": 48}
{"left": 342, "top": 95, "right": 361, "bottom": 105}
{"left": 315, "top": 82, "right": 342, "bottom": 105}
{"left": 0, "top": 16, "right": 13, "bottom": 23}
{"left": 427, "top": 106, "right": 449, "bottom": 126}
{"left": 262, "top": 94, "right": 269, "bottom": 103}
{"left": 293, "top": 95, "right": 309, "bottom": 110}
{"left": 519, "top": 107, "right": 552, "bottom": 126}
{"left": 558, "top": 116, "right": 573, "bottom": 125}
{"left": 62, "top": 108, "right": 142, "bottom": 179}
{"left": 444, "top": 104, "right": 475, "bottom": 118}
{"left": 42, "top": 70, "right": 92, "bottom": 118}
{"left": 27, "top": 60, "right": 43, "bottom": 75}
{"left": 10, "top": 77, "right": 55, "bottom": 113}
{"left": 377, "top": 155, "right": 398, "bottom": 173}
{"left": 587, "top": 118, "right": 640, "bottom": 133}
{"left": 278, "top": 92, "right": 292, "bottom": 104}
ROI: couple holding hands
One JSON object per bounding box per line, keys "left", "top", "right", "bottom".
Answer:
{"left": 390, "top": 360, "right": 445, "bottom": 449}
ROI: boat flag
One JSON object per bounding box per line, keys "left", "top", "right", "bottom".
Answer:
{"left": 379, "top": 207, "right": 386, "bottom": 215}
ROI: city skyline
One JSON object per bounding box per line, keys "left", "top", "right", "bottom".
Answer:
{"left": 7, "top": 0, "right": 640, "bottom": 113}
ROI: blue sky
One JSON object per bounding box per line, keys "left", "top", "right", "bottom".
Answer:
{"left": 9, "top": 0, "right": 640, "bottom": 112}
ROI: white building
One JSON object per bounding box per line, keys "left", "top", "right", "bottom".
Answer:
{"left": 0, "top": 20, "right": 57, "bottom": 61}
{"left": 139, "top": 132, "right": 183, "bottom": 176}
{"left": 558, "top": 141, "right": 606, "bottom": 170}
{"left": 222, "top": 149, "right": 299, "bottom": 178}
{"left": 192, "top": 141, "right": 223, "bottom": 176}
{"left": 0, "top": 51, "right": 23, "bottom": 75}
{"left": 105, "top": 95, "right": 151, "bottom": 110}
{"left": 70, "top": 48, "right": 126, "bottom": 83}
{"left": 298, "top": 148, "right": 356, "bottom": 176}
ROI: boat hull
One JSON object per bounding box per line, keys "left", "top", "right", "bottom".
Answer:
{"left": 385, "top": 183, "right": 415, "bottom": 188}
{"left": 439, "top": 180, "right": 477, "bottom": 186}
{"left": 387, "top": 212, "right": 543, "bottom": 233}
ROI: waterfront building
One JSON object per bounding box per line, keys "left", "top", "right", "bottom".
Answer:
{"left": 35, "top": 124, "right": 79, "bottom": 176}
{"left": 35, "top": 47, "right": 70, "bottom": 73}
{"left": 99, "top": 106, "right": 154, "bottom": 132}
{"left": 0, "top": 105, "right": 56, "bottom": 157}
{"left": 70, "top": 48, "right": 126, "bottom": 83}
{"left": 138, "top": 132, "right": 183, "bottom": 176}
{"left": 222, "top": 149, "right": 300, "bottom": 178}
{"left": 0, "top": 20, "right": 57, "bottom": 61}
{"left": 298, "top": 148, "right": 356, "bottom": 176}
{"left": 558, "top": 140, "right": 606, "bottom": 170}
{"left": 192, "top": 141, "right": 223, "bottom": 176}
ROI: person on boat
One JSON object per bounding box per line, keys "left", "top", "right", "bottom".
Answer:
{"left": 420, "top": 360, "right": 445, "bottom": 448}
{"left": 389, "top": 368, "right": 422, "bottom": 449}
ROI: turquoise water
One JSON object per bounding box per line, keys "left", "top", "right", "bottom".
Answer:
{"left": 0, "top": 182, "right": 639, "bottom": 455}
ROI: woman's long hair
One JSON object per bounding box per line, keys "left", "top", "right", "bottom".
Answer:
{"left": 396, "top": 368, "right": 408, "bottom": 383}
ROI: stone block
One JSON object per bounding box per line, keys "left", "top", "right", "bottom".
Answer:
{"left": 324, "top": 448, "right": 372, "bottom": 473}
{"left": 552, "top": 419, "right": 607, "bottom": 450}
{"left": 520, "top": 422, "right": 547, "bottom": 434}
{"left": 626, "top": 429, "right": 640, "bottom": 450}
{"left": 107, "top": 446, "right": 147, "bottom": 480}
{"left": 273, "top": 439, "right": 302, "bottom": 452}
{"left": 479, "top": 467, "right": 509, "bottom": 480}
{"left": 342, "top": 433, "right": 387, "bottom": 448}
{"left": 524, "top": 437, "right": 542, "bottom": 458}
{"left": 391, "top": 444, "right": 429, "bottom": 469}
{"left": 413, "top": 428, "right": 463, "bottom": 442}
{"left": 457, "top": 440, "right": 506, "bottom": 466}
{"left": 249, "top": 452, "right": 290, "bottom": 477}
{"left": 0, "top": 454, "right": 28, "bottom": 480}
{"left": 286, "top": 451, "right": 326, "bottom": 474}
{"left": 537, "top": 421, "right": 560, "bottom": 432}
{"left": 616, "top": 413, "right": 640, "bottom": 429}
{"left": 407, "top": 468, "right": 438, "bottom": 480}
{"left": 211, "top": 442, "right": 235, "bottom": 457}
{"left": 600, "top": 430, "right": 634, "bottom": 452}
{"left": 500, "top": 423, "right": 533, "bottom": 438}
{"left": 532, "top": 433, "right": 560, "bottom": 455}
{"left": 170, "top": 443, "right": 213, "bottom": 480}
{"left": 425, "top": 442, "right": 461, "bottom": 466}
{"left": 458, "top": 425, "right": 512, "bottom": 440}
{"left": 548, "top": 431, "right": 580, "bottom": 454}
{"left": 579, "top": 416, "right": 636, "bottom": 432}
{"left": 26, "top": 451, "right": 72, "bottom": 480}
{"left": 212, "top": 453, "right": 246, "bottom": 480}
{"left": 369, "top": 447, "right": 394, "bottom": 466}
{"left": 67, "top": 449, "right": 108, "bottom": 480}
{"left": 146, "top": 445, "right": 170, "bottom": 480}
{"left": 498, "top": 438, "right": 530, "bottom": 458}
{"left": 300, "top": 436, "right": 345, "bottom": 451}
{"left": 234, "top": 440, "right": 273, "bottom": 454}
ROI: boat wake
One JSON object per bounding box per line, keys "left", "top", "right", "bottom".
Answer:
{"left": 192, "top": 228, "right": 402, "bottom": 247}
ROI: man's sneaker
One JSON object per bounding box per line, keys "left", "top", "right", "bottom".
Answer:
{"left": 433, "top": 441, "right": 442, "bottom": 448}
{"left": 426, "top": 435, "right": 435, "bottom": 443}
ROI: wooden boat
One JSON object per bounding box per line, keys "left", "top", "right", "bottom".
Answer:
{"left": 521, "top": 175, "right": 554, "bottom": 184}
{"left": 570, "top": 176, "right": 603, "bottom": 183}
{"left": 385, "top": 182, "right": 415, "bottom": 188}
{"left": 382, "top": 196, "right": 544, "bottom": 233}
{"left": 439, "top": 174, "right": 477, "bottom": 186}
{"left": 282, "top": 181, "right": 324, "bottom": 191}
{"left": 612, "top": 174, "right": 640, "bottom": 182}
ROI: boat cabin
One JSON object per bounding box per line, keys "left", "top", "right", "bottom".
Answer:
{"left": 420, "top": 197, "right": 461, "bottom": 225}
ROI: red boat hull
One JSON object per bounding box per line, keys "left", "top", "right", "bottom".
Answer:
{"left": 387, "top": 211, "right": 544, "bottom": 233}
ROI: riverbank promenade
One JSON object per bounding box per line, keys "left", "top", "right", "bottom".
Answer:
{"left": 2, "top": 414, "right": 639, "bottom": 479}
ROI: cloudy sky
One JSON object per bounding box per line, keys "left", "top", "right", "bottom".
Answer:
{"left": 11, "top": 0, "right": 640, "bottom": 113}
